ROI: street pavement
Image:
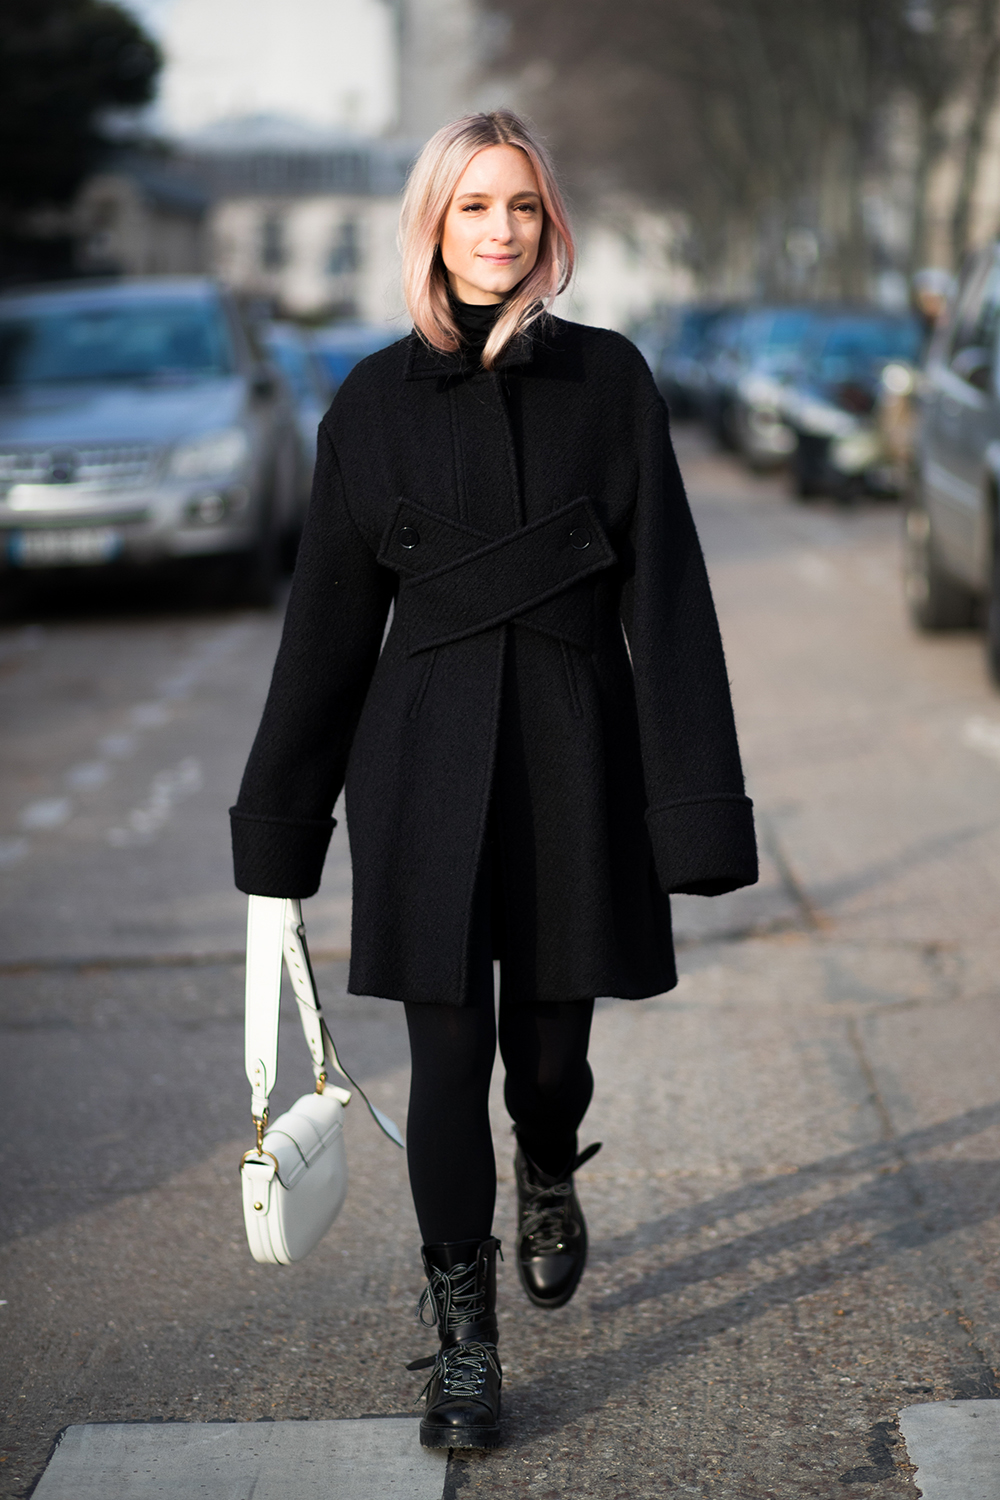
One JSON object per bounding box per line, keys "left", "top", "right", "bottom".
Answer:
{"left": 3, "top": 425, "right": 1000, "bottom": 1497}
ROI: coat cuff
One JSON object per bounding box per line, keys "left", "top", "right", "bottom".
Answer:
{"left": 230, "top": 807, "right": 336, "bottom": 898}
{"left": 646, "top": 794, "right": 758, "bottom": 896}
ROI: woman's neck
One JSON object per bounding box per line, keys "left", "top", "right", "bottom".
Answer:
{"left": 451, "top": 295, "right": 504, "bottom": 359}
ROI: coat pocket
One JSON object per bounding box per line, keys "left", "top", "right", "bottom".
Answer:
{"left": 560, "top": 640, "right": 584, "bottom": 718}
{"left": 408, "top": 648, "right": 438, "bottom": 719}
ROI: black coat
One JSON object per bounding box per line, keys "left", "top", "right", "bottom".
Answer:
{"left": 231, "top": 317, "right": 757, "bottom": 1006}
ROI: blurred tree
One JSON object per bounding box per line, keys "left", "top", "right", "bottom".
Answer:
{"left": 0, "top": 0, "right": 161, "bottom": 277}
{"left": 484, "top": 0, "right": 997, "bottom": 293}
{"left": 949, "top": 0, "right": 1000, "bottom": 265}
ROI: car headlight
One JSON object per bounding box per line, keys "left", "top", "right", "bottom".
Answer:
{"left": 794, "top": 401, "right": 856, "bottom": 438}
{"left": 168, "top": 427, "right": 249, "bottom": 480}
{"left": 831, "top": 429, "right": 882, "bottom": 474}
{"left": 741, "top": 373, "right": 784, "bottom": 407}
{"left": 881, "top": 362, "right": 915, "bottom": 396}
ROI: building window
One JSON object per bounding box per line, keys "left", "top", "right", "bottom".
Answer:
{"left": 260, "top": 214, "right": 286, "bottom": 270}
{"left": 328, "top": 219, "right": 360, "bottom": 275}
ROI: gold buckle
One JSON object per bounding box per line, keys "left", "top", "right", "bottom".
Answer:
{"left": 251, "top": 1107, "right": 268, "bottom": 1153}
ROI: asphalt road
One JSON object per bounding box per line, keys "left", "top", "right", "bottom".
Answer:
{"left": 3, "top": 426, "right": 1000, "bottom": 1498}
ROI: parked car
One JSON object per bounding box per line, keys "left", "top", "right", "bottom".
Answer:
{"left": 636, "top": 303, "right": 736, "bottom": 417}
{"left": 726, "top": 307, "right": 827, "bottom": 468}
{"left": 702, "top": 306, "right": 818, "bottom": 456}
{"left": 782, "top": 310, "right": 923, "bottom": 498}
{"left": 907, "top": 244, "right": 1000, "bottom": 678}
{"left": 0, "top": 278, "right": 302, "bottom": 603}
{"left": 312, "top": 322, "right": 400, "bottom": 393}
{"left": 260, "top": 320, "right": 332, "bottom": 530}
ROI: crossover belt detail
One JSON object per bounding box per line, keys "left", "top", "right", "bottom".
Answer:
{"left": 377, "top": 497, "right": 617, "bottom": 654}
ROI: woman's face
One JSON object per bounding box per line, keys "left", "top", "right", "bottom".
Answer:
{"left": 439, "top": 144, "right": 543, "bottom": 305}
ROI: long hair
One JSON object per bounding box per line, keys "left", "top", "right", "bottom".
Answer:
{"left": 400, "top": 110, "right": 574, "bottom": 370}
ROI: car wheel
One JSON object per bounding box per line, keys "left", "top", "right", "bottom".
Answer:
{"left": 0, "top": 574, "right": 30, "bottom": 619}
{"left": 233, "top": 541, "right": 281, "bottom": 608}
{"left": 792, "top": 459, "right": 821, "bottom": 499}
{"left": 229, "top": 499, "right": 283, "bottom": 608}
{"left": 792, "top": 435, "right": 826, "bottom": 499}
{"left": 280, "top": 522, "right": 303, "bottom": 573}
{"left": 903, "top": 496, "right": 977, "bottom": 631}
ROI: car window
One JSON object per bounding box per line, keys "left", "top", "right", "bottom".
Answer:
{"left": 0, "top": 300, "right": 235, "bottom": 385}
{"left": 674, "top": 309, "right": 724, "bottom": 354}
{"left": 267, "top": 339, "right": 320, "bottom": 403}
{"left": 762, "top": 310, "right": 815, "bottom": 350}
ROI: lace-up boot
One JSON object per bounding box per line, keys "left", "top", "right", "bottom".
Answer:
{"left": 408, "top": 1237, "right": 503, "bottom": 1449}
{"left": 514, "top": 1139, "right": 601, "bottom": 1309}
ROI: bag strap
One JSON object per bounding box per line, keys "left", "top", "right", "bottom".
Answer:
{"left": 244, "top": 895, "right": 404, "bottom": 1150}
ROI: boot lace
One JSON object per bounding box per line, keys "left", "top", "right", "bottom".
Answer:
{"left": 420, "top": 1340, "right": 501, "bottom": 1402}
{"left": 519, "top": 1178, "right": 575, "bottom": 1254}
{"left": 417, "top": 1260, "right": 486, "bottom": 1335}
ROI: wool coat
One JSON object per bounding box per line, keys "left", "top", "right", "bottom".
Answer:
{"left": 231, "top": 315, "right": 758, "bottom": 1007}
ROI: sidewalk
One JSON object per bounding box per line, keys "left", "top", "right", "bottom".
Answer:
{"left": 5, "top": 439, "right": 1000, "bottom": 1497}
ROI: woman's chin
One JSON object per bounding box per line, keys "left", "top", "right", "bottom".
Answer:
{"left": 458, "top": 270, "right": 526, "bottom": 301}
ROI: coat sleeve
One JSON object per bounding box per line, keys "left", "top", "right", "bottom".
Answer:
{"left": 620, "top": 395, "right": 758, "bottom": 897}
{"left": 230, "top": 423, "right": 395, "bottom": 897}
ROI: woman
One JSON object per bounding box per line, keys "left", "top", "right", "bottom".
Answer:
{"left": 231, "top": 110, "right": 757, "bottom": 1450}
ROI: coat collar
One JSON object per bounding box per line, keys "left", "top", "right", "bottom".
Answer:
{"left": 403, "top": 327, "right": 538, "bottom": 381}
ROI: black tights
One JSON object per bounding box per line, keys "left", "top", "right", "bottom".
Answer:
{"left": 404, "top": 828, "right": 594, "bottom": 1244}
{"left": 404, "top": 992, "right": 595, "bottom": 1244}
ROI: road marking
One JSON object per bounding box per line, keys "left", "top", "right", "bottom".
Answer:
{"left": 18, "top": 797, "right": 72, "bottom": 831}
{"left": 962, "top": 716, "right": 1000, "bottom": 763}
{"left": 0, "top": 837, "right": 29, "bottom": 869}
{"left": 129, "top": 701, "right": 172, "bottom": 729}
{"left": 31, "top": 1419, "right": 447, "bottom": 1500}
{"left": 98, "top": 733, "right": 138, "bottom": 758}
{"left": 106, "top": 757, "right": 203, "bottom": 847}
{"left": 65, "top": 761, "right": 111, "bottom": 790}
{"left": 0, "top": 620, "right": 259, "bottom": 869}
{"left": 899, "top": 1399, "right": 1000, "bottom": 1498}
{"left": 794, "top": 552, "right": 838, "bottom": 588}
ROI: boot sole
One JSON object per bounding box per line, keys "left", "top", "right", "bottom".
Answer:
{"left": 419, "top": 1420, "right": 502, "bottom": 1449}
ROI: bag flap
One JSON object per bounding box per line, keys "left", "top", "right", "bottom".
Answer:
{"left": 265, "top": 1090, "right": 346, "bottom": 1182}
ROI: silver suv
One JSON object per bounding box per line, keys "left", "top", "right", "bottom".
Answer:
{"left": 0, "top": 278, "right": 303, "bottom": 604}
{"left": 908, "top": 245, "right": 1000, "bottom": 678}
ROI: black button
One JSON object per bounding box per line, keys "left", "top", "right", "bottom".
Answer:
{"left": 399, "top": 525, "right": 420, "bottom": 549}
{"left": 569, "top": 527, "right": 591, "bottom": 550}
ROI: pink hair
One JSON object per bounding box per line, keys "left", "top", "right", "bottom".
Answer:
{"left": 400, "top": 110, "right": 575, "bottom": 370}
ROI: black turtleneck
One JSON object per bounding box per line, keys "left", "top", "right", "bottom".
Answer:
{"left": 452, "top": 297, "right": 505, "bottom": 361}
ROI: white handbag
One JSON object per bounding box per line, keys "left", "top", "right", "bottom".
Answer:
{"left": 240, "top": 895, "right": 403, "bottom": 1265}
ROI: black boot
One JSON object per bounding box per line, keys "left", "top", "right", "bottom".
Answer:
{"left": 408, "top": 1237, "right": 503, "bottom": 1449}
{"left": 514, "top": 1139, "right": 601, "bottom": 1309}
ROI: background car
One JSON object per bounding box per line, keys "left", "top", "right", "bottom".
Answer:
{"left": 701, "top": 306, "right": 818, "bottom": 456}
{"left": 782, "top": 310, "right": 923, "bottom": 499}
{"left": 634, "top": 303, "right": 736, "bottom": 417}
{"left": 726, "top": 307, "right": 826, "bottom": 469}
{"left": 0, "top": 277, "right": 302, "bottom": 604}
{"left": 311, "top": 322, "right": 401, "bottom": 394}
{"left": 908, "top": 244, "right": 1000, "bottom": 677}
{"left": 260, "top": 320, "right": 332, "bottom": 554}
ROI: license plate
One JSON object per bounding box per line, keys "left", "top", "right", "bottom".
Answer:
{"left": 8, "top": 527, "right": 122, "bottom": 568}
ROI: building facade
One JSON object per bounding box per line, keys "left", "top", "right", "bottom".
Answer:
{"left": 175, "top": 130, "right": 413, "bottom": 323}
